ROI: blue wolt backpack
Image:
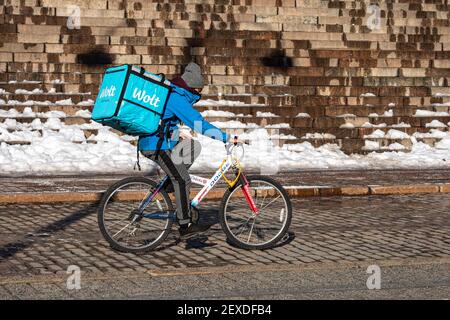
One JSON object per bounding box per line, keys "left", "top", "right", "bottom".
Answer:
{"left": 92, "top": 64, "right": 172, "bottom": 136}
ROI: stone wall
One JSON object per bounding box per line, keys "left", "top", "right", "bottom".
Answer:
{"left": 1, "top": 0, "right": 450, "bottom": 153}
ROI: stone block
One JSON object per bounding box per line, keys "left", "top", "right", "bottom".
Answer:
{"left": 0, "top": 52, "right": 13, "bottom": 62}
{"left": 14, "top": 53, "right": 48, "bottom": 63}
{"left": 18, "top": 24, "right": 62, "bottom": 35}
{"left": 41, "top": 0, "right": 108, "bottom": 9}
{"left": 113, "top": 54, "right": 140, "bottom": 64}
{"left": 212, "top": 75, "right": 244, "bottom": 85}
{"left": 45, "top": 44, "right": 64, "bottom": 53}
{"left": 164, "top": 29, "right": 194, "bottom": 38}
{"left": 90, "top": 26, "right": 135, "bottom": 36}
{"left": 370, "top": 185, "right": 440, "bottom": 195}
{"left": 309, "top": 40, "right": 347, "bottom": 49}
{"left": 0, "top": 43, "right": 44, "bottom": 54}
{"left": 237, "top": 22, "right": 281, "bottom": 31}
{"left": 18, "top": 33, "right": 60, "bottom": 44}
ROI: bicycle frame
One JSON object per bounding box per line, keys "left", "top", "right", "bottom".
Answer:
{"left": 139, "top": 152, "right": 259, "bottom": 220}
{"left": 190, "top": 157, "right": 233, "bottom": 207}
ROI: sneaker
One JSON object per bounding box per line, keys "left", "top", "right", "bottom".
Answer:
{"left": 179, "top": 223, "right": 210, "bottom": 239}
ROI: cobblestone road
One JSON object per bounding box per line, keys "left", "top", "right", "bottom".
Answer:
{"left": 1, "top": 193, "right": 449, "bottom": 277}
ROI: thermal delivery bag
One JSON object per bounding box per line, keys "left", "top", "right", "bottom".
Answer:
{"left": 92, "top": 64, "right": 172, "bottom": 136}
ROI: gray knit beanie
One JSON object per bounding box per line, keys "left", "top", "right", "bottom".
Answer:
{"left": 181, "top": 62, "right": 204, "bottom": 89}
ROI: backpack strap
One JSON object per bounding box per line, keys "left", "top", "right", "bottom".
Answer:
{"left": 155, "top": 116, "right": 178, "bottom": 157}
{"left": 134, "top": 137, "right": 142, "bottom": 171}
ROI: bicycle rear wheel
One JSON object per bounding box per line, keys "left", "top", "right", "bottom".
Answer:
{"left": 98, "top": 177, "right": 174, "bottom": 253}
{"left": 219, "top": 175, "right": 292, "bottom": 250}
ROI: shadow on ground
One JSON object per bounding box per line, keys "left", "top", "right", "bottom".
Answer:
{"left": 0, "top": 203, "right": 98, "bottom": 260}
{"left": 184, "top": 207, "right": 295, "bottom": 250}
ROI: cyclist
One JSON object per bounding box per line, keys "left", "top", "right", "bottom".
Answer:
{"left": 139, "top": 62, "right": 231, "bottom": 238}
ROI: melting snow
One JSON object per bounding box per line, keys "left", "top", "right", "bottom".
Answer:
{"left": 426, "top": 120, "right": 447, "bottom": 128}
{"left": 415, "top": 109, "right": 450, "bottom": 117}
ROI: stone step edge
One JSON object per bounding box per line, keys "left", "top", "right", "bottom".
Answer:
{"left": 0, "top": 183, "right": 448, "bottom": 204}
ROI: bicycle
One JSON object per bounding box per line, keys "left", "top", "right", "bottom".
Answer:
{"left": 97, "top": 141, "right": 292, "bottom": 252}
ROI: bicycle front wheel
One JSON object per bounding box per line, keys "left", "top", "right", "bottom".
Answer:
{"left": 219, "top": 175, "right": 292, "bottom": 250}
{"left": 98, "top": 177, "right": 174, "bottom": 253}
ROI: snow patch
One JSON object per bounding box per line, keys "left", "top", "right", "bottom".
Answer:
{"left": 360, "top": 93, "right": 376, "bottom": 97}
{"left": 384, "top": 129, "right": 410, "bottom": 140}
{"left": 15, "top": 88, "right": 44, "bottom": 94}
{"left": 362, "top": 140, "right": 380, "bottom": 150}
{"left": 75, "top": 110, "right": 92, "bottom": 118}
{"left": 387, "top": 142, "right": 406, "bottom": 151}
{"left": 55, "top": 98, "right": 73, "bottom": 106}
{"left": 302, "top": 133, "right": 336, "bottom": 139}
{"left": 364, "top": 129, "right": 386, "bottom": 139}
{"left": 77, "top": 99, "right": 94, "bottom": 106}
{"left": 383, "top": 109, "right": 393, "bottom": 117}
{"left": 340, "top": 122, "right": 355, "bottom": 129}
{"left": 415, "top": 109, "right": 450, "bottom": 117}
{"left": 425, "top": 120, "right": 447, "bottom": 128}
{"left": 391, "top": 122, "right": 411, "bottom": 128}
{"left": 256, "top": 111, "right": 279, "bottom": 117}
{"left": 195, "top": 99, "right": 264, "bottom": 107}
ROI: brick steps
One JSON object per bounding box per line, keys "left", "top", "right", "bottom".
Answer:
{"left": 6, "top": 92, "right": 448, "bottom": 112}
{"left": 0, "top": 115, "right": 90, "bottom": 125}
{"left": 0, "top": 125, "right": 300, "bottom": 147}
{"left": 364, "top": 135, "right": 446, "bottom": 149}
{"left": 1, "top": 0, "right": 450, "bottom": 154}
{"left": 1, "top": 108, "right": 447, "bottom": 131}
{"left": 0, "top": 93, "right": 91, "bottom": 103}
{"left": 0, "top": 105, "right": 92, "bottom": 115}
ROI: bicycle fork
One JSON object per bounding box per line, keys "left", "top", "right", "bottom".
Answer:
{"left": 240, "top": 174, "right": 259, "bottom": 215}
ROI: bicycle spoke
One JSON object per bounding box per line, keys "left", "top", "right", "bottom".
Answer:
{"left": 105, "top": 217, "right": 130, "bottom": 229}
{"left": 246, "top": 218, "right": 256, "bottom": 243}
{"left": 234, "top": 215, "right": 254, "bottom": 238}
{"left": 259, "top": 195, "right": 281, "bottom": 212}
{"left": 258, "top": 189, "right": 268, "bottom": 211}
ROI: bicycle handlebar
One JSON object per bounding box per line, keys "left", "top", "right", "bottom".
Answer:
{"left": 225, "top": 136, "right": 248, "bottom": 156}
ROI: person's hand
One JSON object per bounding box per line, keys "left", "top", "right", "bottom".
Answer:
{"left": 228, "top": 135, "right": 246, "bottom": 145}
{"left": 179, "top": 128, "right": 193, "bottom": 140}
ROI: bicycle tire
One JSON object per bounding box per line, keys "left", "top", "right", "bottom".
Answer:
{"left": 98, "top": 176, "right": 174, "bottom": 253}
{"left": 219, "top": 175, "right": 292, "bottom": 250}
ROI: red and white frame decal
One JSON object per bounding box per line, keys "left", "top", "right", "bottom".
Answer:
{"left": 189, "top": 174, "right": 209, "bottom": 186}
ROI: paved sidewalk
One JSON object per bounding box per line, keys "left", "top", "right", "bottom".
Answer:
{"left": 0, "top": 169, "right": 449, "bottom": 204}
{"left": 1, "top": 169, "right": 449, "bottom": 194}
{"left": 1, "top": 258, "right": 449, "bottom": 299}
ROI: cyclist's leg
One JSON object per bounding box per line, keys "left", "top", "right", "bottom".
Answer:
{"left": 159, "top": 151, "right": 192, "bottom": 225}
{"left": 172, "top": 138, "right": 202, "bottom": 171}
{"left": 142, "top": 150, "right": 191, "bottom": 225}
{"left": 155, "top": 139, "right": 202, "bottom": 193}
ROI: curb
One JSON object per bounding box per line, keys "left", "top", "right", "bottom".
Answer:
{"left": 0, "top": 183, "right": 448, "bottom": 204}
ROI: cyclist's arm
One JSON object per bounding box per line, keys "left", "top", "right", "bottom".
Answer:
{"left": 171, "top": 100, "right": 229, "bottom": 143}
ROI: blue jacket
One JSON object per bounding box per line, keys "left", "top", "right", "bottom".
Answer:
{"left": 138, "top": 84, "right": 229, "bottom": 151}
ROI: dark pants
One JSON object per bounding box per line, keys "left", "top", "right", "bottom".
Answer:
{"left": 142, "top": 139, "right": 202, "bottom": 226}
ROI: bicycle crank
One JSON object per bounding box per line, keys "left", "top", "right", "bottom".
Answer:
{"left": 190, "top": 206, "right": 199, "bottom": 224}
